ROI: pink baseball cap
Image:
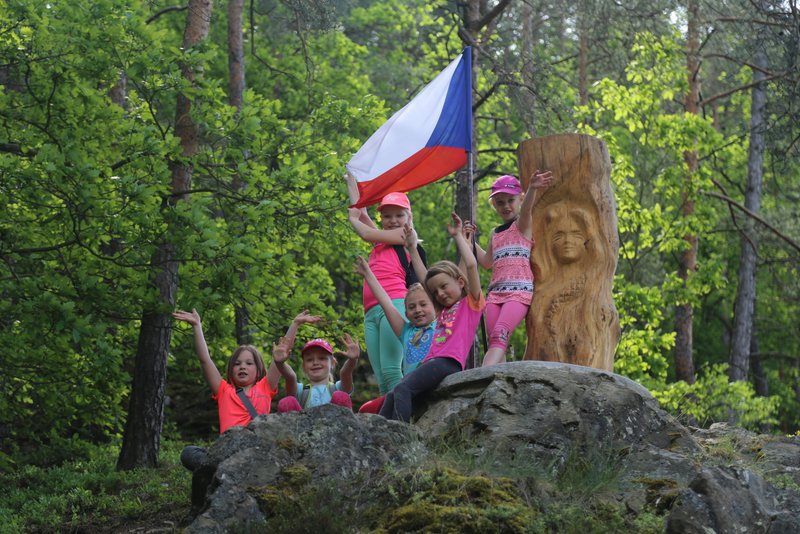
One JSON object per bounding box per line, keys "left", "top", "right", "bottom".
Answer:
{"left": 378, "top": 192, "right": 411, "bottom": 211}
{"left": 489, "top": 175, "right": 522, "bottom": 198}
{"left": 301, "top": 338, "right": 334, "bottom": 355}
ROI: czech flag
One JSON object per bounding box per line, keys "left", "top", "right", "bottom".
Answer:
{"left": 347, "top": 48, "right": 472, "bottom": 208}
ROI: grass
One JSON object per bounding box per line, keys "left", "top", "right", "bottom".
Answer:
{"left": 0, "top": 439, "right": 195, "bottom": 533}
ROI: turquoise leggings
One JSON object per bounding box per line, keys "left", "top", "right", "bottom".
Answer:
{"left": 364, "top": 299, "right": 405, "bottom": 394}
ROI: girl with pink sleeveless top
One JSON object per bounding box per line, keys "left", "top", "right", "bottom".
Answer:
{"left": 469, "top": 172, "right": 553, "bottom": 366}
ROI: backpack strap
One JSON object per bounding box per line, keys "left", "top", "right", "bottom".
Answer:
{"left": 299, "top": 385, "right": 311, "bottom": 409}
{"left": 299, "top": 383, "right": 338, "bottom": 409}
{"left": 394, "top": 243, "right": 427, "bottom": 287}
{"left": 235, "top": 387, "right": 260, "bottom": 420}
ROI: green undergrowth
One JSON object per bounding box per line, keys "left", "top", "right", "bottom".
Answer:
{"left": 0, "top": 439, "right": 194, "bottom": 533}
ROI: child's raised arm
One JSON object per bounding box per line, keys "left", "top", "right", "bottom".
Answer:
{"left": 173, "top": 309, "right": 222, "bottom": 395}
{"left": 404, "top": 223, "right": 428, "bottom": 283}
{"left": 354, "top": 256, "right": 405, "bottom": 337}
{"left": 517, "top": 169, "right": 553, "bottom": 239}
{"left": 448, "top": 213, "right": 482, "bottom": 301}
{"left": 270, "top": 336, "right": 297, "bottom": 395}
{"left": 267, "top": 310, "right": 321, "bottom": 392}
{"left": 348, "top": 208, "right": 406, "bottom": 245}
{"left": 344, "top": 171, "right": 374, "bottom": 228}
{"left": 463, "top": 221, "right": 493, "bottom": 270}
{"left": 335, "top": 333, "right": 361, "bottom": 393}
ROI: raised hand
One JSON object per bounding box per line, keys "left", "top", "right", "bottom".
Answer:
{"left": 404, "top": 223, "right": 418, "bottom": 250}
{"left": 272, "top": 336, "right": 291, "bottom": 364}
{"left": 529, "top": 169, "right": 554, "bottom": 189}
{"left": 447, "top": 212, "right": 463, "bottom": 238}
{"left": 336, "top": 333, "right": 361, "bottom": 361}
{"left": 293, "top": 310, "right": 322, "bottom": 326}
{"left": 462, "top": 220, "right": 477, "bottom": 242}
{"left": 353, "top": 255, "right": 370, "bottom": 278}
{"left": 173, "top": 309, "right": 201, "bottom": 327}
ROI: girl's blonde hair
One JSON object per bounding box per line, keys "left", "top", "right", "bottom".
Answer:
{"left": 424, "top": 260, "right": 468, "bottom": 310}
{"left": 404, "top": 282, "right": 427, "bottom": 305}
{"left": 226, "top": 345, "right": 267, "bottom": 385}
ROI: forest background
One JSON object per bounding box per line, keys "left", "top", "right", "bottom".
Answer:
{"left": 1, "top": 0, "right": 798, "bottom": 480}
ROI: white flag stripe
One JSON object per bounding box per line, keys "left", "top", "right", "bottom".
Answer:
{"left": 347, "top": 54, "right": 464, "bottom": 183}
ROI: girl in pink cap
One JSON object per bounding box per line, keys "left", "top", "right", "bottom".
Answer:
{"left": 468, "top": 171, "right": 553, "bottom": 366}
{"left": 345, "top": 173, "right": 427, "bottom": 396}
{"left": 273, "top": 331, "right": 360, "bottom": 411}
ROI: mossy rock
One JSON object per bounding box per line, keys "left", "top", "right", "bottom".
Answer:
{"left": 379, "top": 468, "right": 533, "bottom": 533}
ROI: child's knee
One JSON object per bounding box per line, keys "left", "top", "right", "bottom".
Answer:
{"left": 330, "top": 390, "right": 353, "bottom": 410}
{"left": 180, "top": 445, "right": 208, "bottom": 472}
{"left": 278, "top": 396, "right": 302, "bottom": 412}
{"left": 489, "top": 327, "right": 511, "bottom": 349}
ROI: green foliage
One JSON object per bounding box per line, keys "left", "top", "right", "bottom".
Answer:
{"left": 577, "top": 32, "right": 730, "bottom": 386}
{"left": 1, "top": 0, "right": 798, "bottom": 472}
{"left": 652, "top": 363, "right": 781, "bottom": 429}
{"left": 0, "top": 440, "right": 190, "bottom": 531}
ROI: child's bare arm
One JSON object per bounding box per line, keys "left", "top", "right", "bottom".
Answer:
{"left": 404, "top": 223, "right": 428, "bottom": 283}
{"left": 269, "top": 336, "right": 297, "bottom": 395}
{"left": 283, "top": 310, "right": 322, "bottom": 349}
{"left": 344, "top": 172, "right": 375, "bottom": 227}
{"left": 173, "top": 309, "right": 222, "bottom": 394}
{"left": 518, "top": 170, "right": 553, "bottom": 239}
{"left": 267, "top": 310, "right": 320, "bottom": 391}
{"left": 354, "top": 256, "right": 405, "bottom": 337}
{"left": 336, "top": 333, "right": 361, "bottom": 393}
{"left": 463, "top": 221, "right": 493, "bottom": 269}
{"left": 348, "top": 208, "right": 406, "bottom": 244}
{"left": 449, "top": 213, "right": 482, "bottom": 301}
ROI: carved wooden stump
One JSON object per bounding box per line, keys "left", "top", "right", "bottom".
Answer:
{"left": 518, "top": 134, "right": 619, "bottom": 371}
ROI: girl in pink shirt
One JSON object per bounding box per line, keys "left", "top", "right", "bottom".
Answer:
{"left": 380, "top": 213, "right": 485, "bottom": 422}
{"left": 469, "top": 171, "right": 553, "bottom": 366}
{"left": 346, "top": 173, "right": 426, "bottom": 395}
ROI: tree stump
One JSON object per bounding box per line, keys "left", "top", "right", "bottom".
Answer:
{"left": 518, "top": 134, "right": 619, "bottom": 370}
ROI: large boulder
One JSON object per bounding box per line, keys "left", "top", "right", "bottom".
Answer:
{"left": 186, "top": 405, "right": 425, "bottom": 532}
{"left": 185, "top": 362, "right": 800, "bottom": 533}
{"left": 413, "top": 361, "right": 698, "bottom": 465}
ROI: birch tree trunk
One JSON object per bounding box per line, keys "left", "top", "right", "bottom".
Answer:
{"left": 117, "top": 0, "right": 213, "bottom": 470}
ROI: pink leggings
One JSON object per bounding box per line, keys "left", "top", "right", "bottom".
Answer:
{"left": 485, "top": 301, "right": 530, "bottom": 350}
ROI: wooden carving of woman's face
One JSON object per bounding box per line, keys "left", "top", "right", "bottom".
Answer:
{"left": 548, "top": 208, "right": 590, "bottom": 265}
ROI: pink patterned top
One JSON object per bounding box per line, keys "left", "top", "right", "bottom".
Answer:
{"left": 422, "top": 292, "right": 486, "bottom": 370}
{"left": 487, "top": 219, "right": 534, "bottom": 305}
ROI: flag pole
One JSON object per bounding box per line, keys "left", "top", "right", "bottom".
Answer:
{"left": 463, "top": 46, "right": 486, "bottom": 370}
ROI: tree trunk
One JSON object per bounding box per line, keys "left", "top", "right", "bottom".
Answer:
{"left": 578, "top": 13, "right": 589, "bottom": 107}
{"left": 749, "top": 334, "right": 768, "bottom": 397}
{"left": 117, "top": 0, "right": 213, "bottom": 470}
{"left": 519, "top": 134, "right": 619, "bottom": 370}
{"left": 228, "top": 0, "right": 245, "bottom": 109}
{"left": 227, "top": 0, "right": 252, "bottom": 344}
{"left": 729, "top": 26, "right": 767, "bottom": 382}
{"left": 674, "top": 0, "right": 700, "bottom": 385}
{"left": 517, "top": 1, "right": 538, "bottom": 137}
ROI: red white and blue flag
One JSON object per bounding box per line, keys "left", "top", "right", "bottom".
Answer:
{"left": 347, "top": 48, "right": 472, "bottom": 208}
